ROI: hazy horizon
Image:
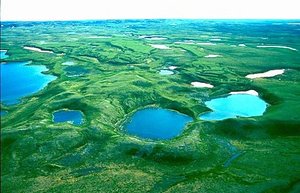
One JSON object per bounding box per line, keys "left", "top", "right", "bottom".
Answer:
{"left": 1, "top": 0, "right": 300, "bottom": 21}
{"left": 2, "top": 18, "right": 300, "bottom": 23}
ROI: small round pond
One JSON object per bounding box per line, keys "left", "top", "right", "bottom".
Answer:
{"left": 0, "top": 50, "right": 9, "bottom": 59}
{"left": 53, "top": 110, "right": 84, "bottom": 125}
{"left": 159, "top": 70, "right": 174, "bottom": 75}
{"left": 124, "top": 108, "right": 192, "bottom": 140}
{"left": 200, "top": 94, "right": 268, "bottom": 121}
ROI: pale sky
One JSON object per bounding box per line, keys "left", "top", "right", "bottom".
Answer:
{"left": 1, "top": 0, "right": 300, "bottom": 21}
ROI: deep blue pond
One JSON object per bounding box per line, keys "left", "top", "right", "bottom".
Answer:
{"left": 53, "top": 110, "right": 84, "bottom": 125}
{"left": 0, "top": 110, "right": 8, "bottom": 117}
{"left": 200, "top": 94, "right": 268, "bottom": 121}
{"left": 0, "top": 61, "right": 56, "bottom": 105}
{"left": 0, "top": 50, "right": 9, "bottom": 59}
{"left": 124, "top": 108, "right": 192, "bottom": 140}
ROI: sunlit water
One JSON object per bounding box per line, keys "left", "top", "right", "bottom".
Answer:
{"left": 0, "top": 50, "right": 9, "bottom": 59}
{"left": 200, "top": 94, "right": 268, "bottom": 120}
{"left": 159, "top": 70, "right": 174, "bottom": 75}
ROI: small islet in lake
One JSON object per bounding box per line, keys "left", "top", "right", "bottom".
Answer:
{"left": 124, "top": 108, "right": 192, "bottom": 140}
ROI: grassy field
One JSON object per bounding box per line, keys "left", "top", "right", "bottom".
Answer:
{"left": 1, "top": 20, "right": 300, "bottom": 192}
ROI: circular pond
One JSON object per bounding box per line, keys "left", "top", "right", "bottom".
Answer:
{"left": 124, "top": 108, "right": 192, "bottom": 140}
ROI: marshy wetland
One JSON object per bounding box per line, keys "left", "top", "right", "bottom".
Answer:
{"left": 1, "top": 20, "right": 300, "bottom": 192}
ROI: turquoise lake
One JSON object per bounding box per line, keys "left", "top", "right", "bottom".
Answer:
{"left": 0, "top": 61, "right": 56, "bottom": 105}
{"left": 53, "top": 110, "right": 84, "bottom": 125}
{"left": 159, "top": 70, "right": 174, "bottom": 75}
{"left": 200, "top": 94, "right": 268, "bottom": 121}
{"left": 124, "top": 108, "right": 192, "bottom": 140}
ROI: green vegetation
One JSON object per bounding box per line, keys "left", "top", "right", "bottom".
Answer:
{"left": 1, "top": 20, "right": 300, "bottom": 192}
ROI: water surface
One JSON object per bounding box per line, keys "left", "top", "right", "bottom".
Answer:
{"left": 200, "top": 94, "right": 267, "bottom": 121}
{"left": 124, "top": 108, "right": 192, "bottom": 140}
{"left": 0, "top": 50, "right": 9, "bottom": 59}
{"left": 1, "top": 61, "right": 56, "bottom": 105}
{"left": 53, "top": 110, "right": 83, "bottom": 125}
{"left": 159, "top": 70, "right": 174, "bottom": 75}
{"left": 0, "top": 110, "right": 8, "bottom": 116}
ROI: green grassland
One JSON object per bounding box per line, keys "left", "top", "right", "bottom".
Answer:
{"left": 1, "top": 20, "right": 300, "bottom": 192}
